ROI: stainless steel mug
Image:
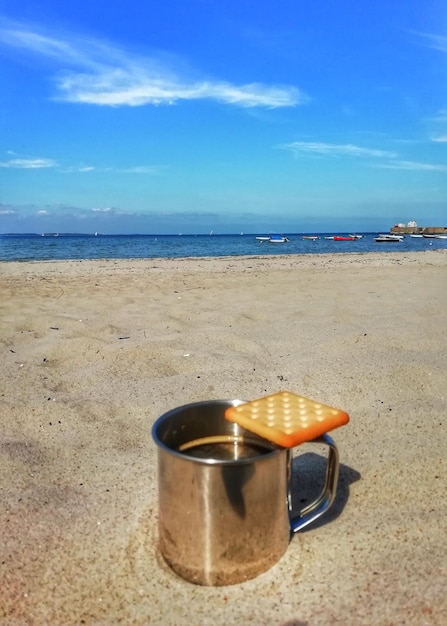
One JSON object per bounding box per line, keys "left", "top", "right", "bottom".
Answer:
{"left": 152, "top": 399, "right": 339, "bottom": 586}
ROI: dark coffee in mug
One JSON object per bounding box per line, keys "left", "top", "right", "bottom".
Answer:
{"left": 179, "top": 435, "right": 275, "bottom": 460}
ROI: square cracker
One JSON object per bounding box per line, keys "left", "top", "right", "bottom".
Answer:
{"left": 224, "top": 391, "right": 349, "bottom": 448}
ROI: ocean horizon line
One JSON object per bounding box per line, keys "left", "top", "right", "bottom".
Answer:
{"left": 1, "top": 230, "right": 379, "bottom": 237}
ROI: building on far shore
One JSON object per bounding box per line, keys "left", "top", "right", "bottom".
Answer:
{"left": 390, "top": 221, "right": 447, "bottom": 235}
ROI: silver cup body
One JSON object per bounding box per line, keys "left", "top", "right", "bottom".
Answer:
{"left": 152, "top": 400, "right": 290, "bottom": 585}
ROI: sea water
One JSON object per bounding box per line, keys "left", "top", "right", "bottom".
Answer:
{"left": 0, "top": 233, "right": 445, "bottom": 262}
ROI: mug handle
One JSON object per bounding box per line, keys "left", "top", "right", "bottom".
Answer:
{"left": 289, "top": 433, "right": 340, "bottom": 533}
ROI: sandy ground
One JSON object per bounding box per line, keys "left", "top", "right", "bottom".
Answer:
{"left": 1, "top": 251, "right": 447, "bottom": 625}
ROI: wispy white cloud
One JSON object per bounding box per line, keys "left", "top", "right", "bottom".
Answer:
{"left": 279, "top": 141, "right": 396, "bottom": 159}
{"left": 430, "top": 110, "right": 447, "bottom": 122}
{"left": 426, "top": 110, "right": 447, "bottom": 143}
{"left": 59, "top": 73, "right": 304, "bottom": 108}
{"left": 279, "top": 140, "right": 447, "bottom": 174}
{"left": 0, "top": 21, "right": 304, "bottom": 108}
{"left": 377, "top": 160, "right": 447, "bottom": 173}
{"left": 415, "top": 32, "right": 447, "bottom": 53}
{"left": 89, "top": 206, "right": 135, "bottom": 218}
{"left": 0, "top": 157, "right": 57, "bottom": 168}
{"left": 0, "top": 153, "right": 165, "bottom": 174}
{"left": 59, "top": 164, "right": 96, "bottom": 173}
{"left": 118, "top": 165, "right": 164, "bottom": 174}
{"left": 67, "top": 164, "right": 163, "bottom": 174}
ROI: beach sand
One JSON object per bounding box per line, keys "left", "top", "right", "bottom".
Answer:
{"left": 1, "top": 251, "right": 447, "bottom": 625}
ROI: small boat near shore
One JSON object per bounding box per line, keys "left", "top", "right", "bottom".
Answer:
{"left": 333, "top": 236, "right": 356, "bottom": 241}
{"left": 302, "top": 235, "right": 319, "bottom": 240}
{"left": 375, "top": 234, "right": 402, "bottom": 243}
{"left": 268, "top": 235, "right": 289, "bottom": 243}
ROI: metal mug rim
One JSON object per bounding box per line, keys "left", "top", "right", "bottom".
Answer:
{"left": 151, "top": 398, "right": 283, "bottom": 465}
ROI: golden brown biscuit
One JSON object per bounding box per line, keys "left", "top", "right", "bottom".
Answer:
{"left": 225, "top": 391, "right": 349, "bottom": 448}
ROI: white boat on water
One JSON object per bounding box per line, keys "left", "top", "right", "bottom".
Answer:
{"left": 410, "top": 234, "right": 423, "bottom": 238}
{"left": 375, "top": 234, "right": 403, "bottom": 243}
{"left": 349, "top": 234, "right": 363, "bottom": 239}
{"left": 256, "top": 234, "right": 289, "bottom": 243}
{"left": 268, "top": 235, "right": 289, "bottom": 243}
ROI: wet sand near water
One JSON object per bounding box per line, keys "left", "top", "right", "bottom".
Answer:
{"left": 1, "top": 251, "right": 447, "bottom": 625}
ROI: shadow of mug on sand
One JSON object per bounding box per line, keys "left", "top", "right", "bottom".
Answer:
{"left": 289, "top": 443, "right": 361, "bottom": 531}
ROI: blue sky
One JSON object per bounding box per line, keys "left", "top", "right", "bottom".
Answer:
{"left": 0, "top": 1, "right": 446, "bottom": 234}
